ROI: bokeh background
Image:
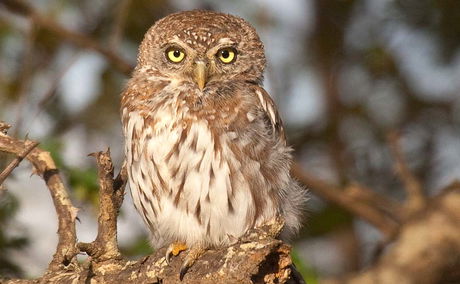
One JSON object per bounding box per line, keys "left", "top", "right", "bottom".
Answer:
{"left": 1, "top": 0, "right": 460, "bottom": 282}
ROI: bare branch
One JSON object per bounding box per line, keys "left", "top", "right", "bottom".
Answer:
{"left": 388, "top": 131, "right": 426, "bottom": 213}
{"left": 6, "top": 236, "right": 294, "bottom": 284}
{"left": 1, "top": 0, "right": 134, "bottom": 76}
{"left": 0, "top": 123, "right": 78, "bottom": 272}
{"left": 0, "top": 140, "right": 39, "bottom": 188}
{"left": 291, "top": 162, "right": 399, "bottom": 238}
{"left": 344, "top": 183, "right": 403, "bottom": 223}
{"left": 77, "top": 150, "right": 127, "bottom": 261}
{"left": 321, "top": 185, "right": 460, "bottom": 284}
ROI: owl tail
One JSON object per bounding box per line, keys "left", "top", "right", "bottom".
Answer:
{"left": 280, "top": 179, "right": 309, "bottom": 241}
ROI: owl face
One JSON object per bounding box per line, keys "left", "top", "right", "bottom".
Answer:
{"left": 137, "top": 10, "right": 266, "bottom": 92}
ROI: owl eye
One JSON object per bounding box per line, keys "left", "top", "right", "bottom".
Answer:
{"left": 166, "top": 47, "right": 186, "bottom": 63}
{"left": 217, "top": 47, "right": 237, "bottom": 64}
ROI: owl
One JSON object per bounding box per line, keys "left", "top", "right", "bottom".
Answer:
{"left": 121, "top": 10, "right": 307, "bottom": 278}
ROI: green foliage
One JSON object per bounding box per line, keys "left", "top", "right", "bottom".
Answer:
{"left": 40, "top": 139, "right": 65, "bottom": 169}
{"left": 291, "top": 248, "right": 318, "bottom": 284}
{"left": 120, "top": 235, "right": 153, "bottom": 258}
{"left": 41, "top": 139, "right": 100, "bottom": 207}
{"left": 0, "top": 192, "right": 29, "bottom": 278}
{"left": 301, "top": 206, "right": 353, "bottom": 237}
{"left": 68, "top": 168, "right": 99, "bottom": 207}
{"left": 43, "top": 142, "right": 119, "bottom": 213}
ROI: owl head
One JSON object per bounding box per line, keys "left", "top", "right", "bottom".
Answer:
{"left": 136, "top": 10, "right": 266, "bottom": 91}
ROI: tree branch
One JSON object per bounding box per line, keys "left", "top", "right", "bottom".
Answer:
{"left": 387, "top": 131, "right": 426, "bottom": 213}
{"left": 0, "top": 121, "right": 78, "bottom": 272}
{"left": 321, "top": 185, "right": 460, "bottom": 284}
{"left": 0, "top": 140, "right": 39, "bottom": 190}
{"left": 77, "top": 149, "right": 126, "bottom": 261}
{"left": 344, "top": 183, "right": 403, "bottom": 223}
{"left": 291, "top": 162, "right": 399, "bottom": 238}
{"left": 5, "top": 237, "right": 294, "bottom": 284}
{"left": 1, "top": 0, "right": 134, "bottom": 76}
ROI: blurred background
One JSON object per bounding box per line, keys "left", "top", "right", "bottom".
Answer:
{"left": 1, "top": 0, "right": 460, "bottom": 282}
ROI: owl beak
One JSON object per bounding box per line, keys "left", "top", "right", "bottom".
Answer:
{"left": 194, "top": 61, "right": 207, "bottom": 91}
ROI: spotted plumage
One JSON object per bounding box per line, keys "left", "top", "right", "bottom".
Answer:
{"left": 121, "top": 10, "right": 307, "bottom": 273}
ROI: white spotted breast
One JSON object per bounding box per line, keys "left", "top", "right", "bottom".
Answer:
{"left": 122, "top": 105, "right": 276, "bottom": 248}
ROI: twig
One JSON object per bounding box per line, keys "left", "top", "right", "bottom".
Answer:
{"left": 0, "top": 129, "right": 78, "bottom": 271}
{"left": 1, "top": 0, "right": 134, "bottom": 76}
{"left": 387, "top": 131, "right": 426, "bottom": 213}
{"left": 0, "top": 140, "right": 39, "bottom": 187}
{"left": 77, "top": 150, "right": 127, "bottom": 261}
{"left": 291, "top": 162, "right": 399, "bottom": 238}
{"left": 344, "top": 183, "right": 403, "bottom": 223}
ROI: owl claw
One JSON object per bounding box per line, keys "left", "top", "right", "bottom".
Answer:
{"left": 165, "top": 249, "right": 172, "bottom": 265}
{"left": 179, "top": 245, "right": 206, "bottom": 281}
{"left": 165, "top": 242, "right": 187, "bottom": 264}
{"left": 179, "top": 263, "right": 189, "bottom": 281}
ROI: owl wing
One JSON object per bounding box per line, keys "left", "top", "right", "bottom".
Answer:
{"left": 252, "top": 86, "right": 287, "bottom": 144}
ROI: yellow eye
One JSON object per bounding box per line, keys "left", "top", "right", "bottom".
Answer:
{"left": 166, "top": 47, "right": 185, "bottom": 63}
{"left": 217, "top": 47, "right": 237, "bottom": 64}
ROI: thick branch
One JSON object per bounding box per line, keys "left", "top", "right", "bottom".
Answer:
{"left": 0, "top": 121, "right": 78, "bottom": 271}
{"left": 322, "top": 185, "right": 460, "bottom": 284}
{"left": 1, "top": 0, "right": 134, "bottom": 75}
{"left": 5, "top": 237, "right": 293, "bottom": 284}
{"left": 291, "top": 162, "right": 399, "bottom": 237}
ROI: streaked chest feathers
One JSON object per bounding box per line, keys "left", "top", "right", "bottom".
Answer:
{"left": 122, "top": 91, "right": 279, "bottom": 247}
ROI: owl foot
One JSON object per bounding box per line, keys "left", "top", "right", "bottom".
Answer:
{"left": 179, "top": 245, "right": 206, "bottom": 281}
{"left": 165, "top": 241, "right": 187, "bottom": 264}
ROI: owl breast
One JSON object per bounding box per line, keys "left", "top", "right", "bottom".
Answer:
{"left": 123, "top": 103, "right": 278, "bottom": 248}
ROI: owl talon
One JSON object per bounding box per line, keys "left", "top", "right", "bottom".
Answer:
{"left": 165, "top": 250, "right": 172, "bottom": 265}
{"left": 179, "top": 263, "right": 189, "bottom": 281}
{"left": 179, "top": 245, "right": 206, "bottom": 280}
{"left": 165, "top": 242, "right": 187, "bottom": 264}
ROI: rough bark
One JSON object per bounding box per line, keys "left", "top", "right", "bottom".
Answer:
{"left": 4, "top": 238, "right": 293, "bottom": 284}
